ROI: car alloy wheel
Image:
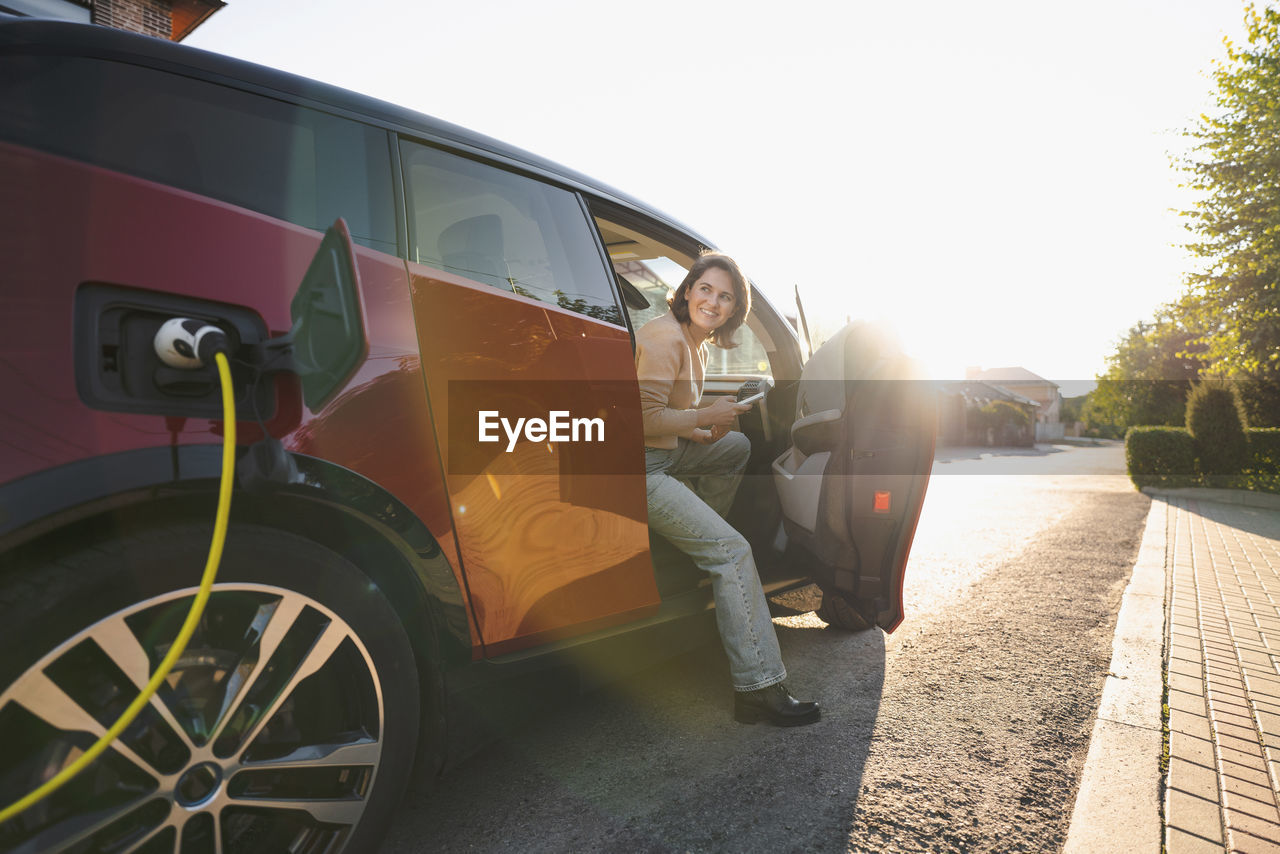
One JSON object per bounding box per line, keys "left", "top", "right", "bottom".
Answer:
{"left": 0, "top": 525, "right": 419, "bottom": 854}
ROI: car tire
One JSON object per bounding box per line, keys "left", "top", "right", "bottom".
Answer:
{"left": 815, "top": 587, "right": 873, "bottom": 632}
{"left": 0, "top": 522, "right": 419, "bottom": 854}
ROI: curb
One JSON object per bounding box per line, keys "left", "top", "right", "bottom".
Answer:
{"left": 1063, "top": 496, "right": 1166, "bottom": 854}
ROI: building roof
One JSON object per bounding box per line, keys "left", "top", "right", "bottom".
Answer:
{"left": 940, "top": 381, "right": 1041, "bottom": 409}
{"left": 965, "top": 366, "right": 1058, "bottom": 387}
{"left": 172, "top": 0, "right": 225, "bottom": 41}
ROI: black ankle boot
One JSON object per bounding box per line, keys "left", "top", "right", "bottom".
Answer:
{"left": 734, "top": 683, "right": 820, "bottom": 726}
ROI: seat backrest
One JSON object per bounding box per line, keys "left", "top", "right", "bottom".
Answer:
{"left": 438, "top": 213, "right": 510, "bottom": 291}
{"left": 796, "top": 320, "right": 895, "bottom": 420}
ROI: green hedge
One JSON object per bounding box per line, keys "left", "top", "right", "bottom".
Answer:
{"left": 1126, "top": 427, "right": 1197, "bottom": 489}
{"left": 980, "top": 399, "right": 1031, "bottom": 428}
{"left": 1244, "top": 428, "right": 1280, "bottom": 493}
{"left": 1185, "top": 381, "right": 1249, "bottom": 478}
{"left": 1126, "top": 427, "right": 1280, "bottom": 493}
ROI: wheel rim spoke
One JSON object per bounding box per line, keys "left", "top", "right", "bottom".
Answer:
{"left": 224, "top": 792, "right": 366, "bottom": 827}
{"left": 229, "top": 620, "right": 349, "bottom": 758}
{"left": 87, "top": 616, "right": 151, "bottom": 688}
{"left": 239, "top": 737, "right": 380, "bottom": 770}
{"left": 5, "top": 668, "right": 107, "bottom": 739}
{"left": 119, "top": 815, "right": 179, "bottom": 854}
{"left": 210, "top": 803, "right": 223, "bottom": 854}
{"left": 88, "top": 616, "right": 196, "bottom": 756}
{"left": 21, "top": 797, "right": 164, "bottom": 854}
{"left": 205, "top": 595, "right": 306, "bottom": 748}
{"left": 5, "top": 669, "right": 158, "bottom": 779}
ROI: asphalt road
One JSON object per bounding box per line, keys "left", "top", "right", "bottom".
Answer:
{"left": 381, "top": 441, "right": 1150, "bottom": 853}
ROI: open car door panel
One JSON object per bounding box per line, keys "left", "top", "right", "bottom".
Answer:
{"left": 772, "top": 322, "right": 936, "bottom": 632}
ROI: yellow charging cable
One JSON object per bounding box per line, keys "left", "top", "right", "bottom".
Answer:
{"left": 0, "top": 350, "right": 236, "bottom": 825}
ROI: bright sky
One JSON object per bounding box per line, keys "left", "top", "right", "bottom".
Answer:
{"left": 187, "top": 0, "right": 1252, "bottom": 394}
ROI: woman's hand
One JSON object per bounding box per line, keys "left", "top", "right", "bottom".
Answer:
{"left": 697, "top": 395, "right": 751, "bottom": 429}
{"left": 690, "top": 425, "right": 731, "bottom": 445}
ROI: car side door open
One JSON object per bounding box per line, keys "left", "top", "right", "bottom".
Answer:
{"left": 771, "top": 321, "right": 937, "bottom": 632}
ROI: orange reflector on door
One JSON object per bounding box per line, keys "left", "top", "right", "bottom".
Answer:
{"left": 873, "top": 491, "right": 891, "bottom": 513}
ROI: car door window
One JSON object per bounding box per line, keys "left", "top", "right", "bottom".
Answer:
{"left": 0, "top": 54, "right": 397, "bottom": 254}
{"left": 400, "top": 141, "right": 622, "bottom": 325}
{"left": 614, "top": 255, "right": 688, "bottom": 330}
{"left": 594, "top": 215, "right": 773, "bottom": 378}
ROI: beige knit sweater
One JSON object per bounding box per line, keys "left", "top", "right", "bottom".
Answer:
{"left": 635, "top": 311, "right": 707, "bottom": 449}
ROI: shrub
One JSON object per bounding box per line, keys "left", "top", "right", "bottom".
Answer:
{"left": 1244, "top": 428, "right": 1280, "bottom": 493}
{"left": 1249, "top": 428, "right": 1280, "bottom": 465}
{"left": 980, "top": 399, "right": 1030, "bottom": 429}
{"left": 979, "top": 400, "right": 1032, "bottom": 446}
{"left": 1126, "top": 427, "right": 1197, "bottom": 489}
{"left": 1185, "top": 381, "right": 1249, "bottom": 484}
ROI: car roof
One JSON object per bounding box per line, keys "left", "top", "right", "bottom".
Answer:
{"left": 0, "top": 14, "right": 712, "bottom": 247}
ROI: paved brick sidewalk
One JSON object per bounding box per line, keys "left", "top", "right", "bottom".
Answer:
{"left": 1165, "top": 497, "right": 1280, "bottom": 853}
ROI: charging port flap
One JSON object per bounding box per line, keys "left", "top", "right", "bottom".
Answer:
{"left": 289, "top": 218, "right": 366, "bottom": 411}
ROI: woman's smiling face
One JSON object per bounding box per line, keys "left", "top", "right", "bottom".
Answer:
{"left": 684, "top": 266, "right": 736, "bottom": 340}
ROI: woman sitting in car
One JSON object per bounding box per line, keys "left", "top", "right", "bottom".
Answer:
{"left": 634, "top": 250, "right": 819, "bottom": 727}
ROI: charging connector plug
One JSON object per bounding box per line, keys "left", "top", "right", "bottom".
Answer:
{"left": 153, "top": 316, "right": 301, "bottom": 490}
{"left": 154, "top": 318, "right": 231, "bottom": 370}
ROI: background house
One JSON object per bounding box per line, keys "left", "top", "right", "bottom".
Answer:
{"left": 1, "top": 0, "right": 223, "bottom": 41}
{"left": 937, "top": 381, "right": 1039, "bottom": 447}
{"left": 964, "top": 366, "right": 1063, "bottom": 442}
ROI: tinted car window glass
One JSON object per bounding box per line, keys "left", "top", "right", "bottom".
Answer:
{"left": 707, "top": 328, "right": 773, "bottom": 376}
{"left": 400, "top": 140, "right": 622, "bottom": 326}
{"left": 615, "top": 256, "right": 686, "bottom": 330}
{"left": 0, "top": 54, "right": 396, "bottom": 253}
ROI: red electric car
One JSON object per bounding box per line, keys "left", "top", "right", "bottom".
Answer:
{"left": 0, "top": 15, "right": 935, "bottom": 854}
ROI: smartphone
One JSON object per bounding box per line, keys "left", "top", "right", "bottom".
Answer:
{"left": 736, "top": 376, "right": 773, "bottom": 407}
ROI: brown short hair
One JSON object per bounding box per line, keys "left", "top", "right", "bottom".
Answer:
{"left": 667, "top": 250, "right": 752, "bottom": 348}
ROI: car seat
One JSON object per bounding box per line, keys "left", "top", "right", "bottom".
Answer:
{"left": 771, "top": 321, "right": 936, "bottom": 616}
{"left": 438, "top": 213, "right": 511, "bottom": 292}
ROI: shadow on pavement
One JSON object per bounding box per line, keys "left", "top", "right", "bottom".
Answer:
{"left": 1179, "top": 495, "right": 1280, "bottom": 541}
{"left": 382, "top": 621, "right": 886, "bottom": 852}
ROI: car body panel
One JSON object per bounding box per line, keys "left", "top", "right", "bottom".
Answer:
{"left": 407, "top": 265, "right": 658, "bottom": 654}
{"left": 0, "top": 139, "right": 486, "bottom": 650}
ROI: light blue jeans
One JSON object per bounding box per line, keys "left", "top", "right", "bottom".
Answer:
{"left": 644, "top": 432, "right": 787, "bottom": 692}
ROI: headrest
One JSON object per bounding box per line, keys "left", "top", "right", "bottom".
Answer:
{"left": 438, "top": 213, "right": 504, "bottom": 260}
{"left": 798, "top": 321, "right": 899, "bottom": 415}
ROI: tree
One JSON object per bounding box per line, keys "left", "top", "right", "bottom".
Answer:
{"left": 1179, "top": 3, "right": 1280, "bottom": 426}
{"left": 1085, "top": 308, "right": 1206, "bottom": 433}
{"left": 978, "top": 400, "right": 1032, "bottom": 446}
{"left": 1060, "top": 394, "right": 1086, "bottom": 425}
